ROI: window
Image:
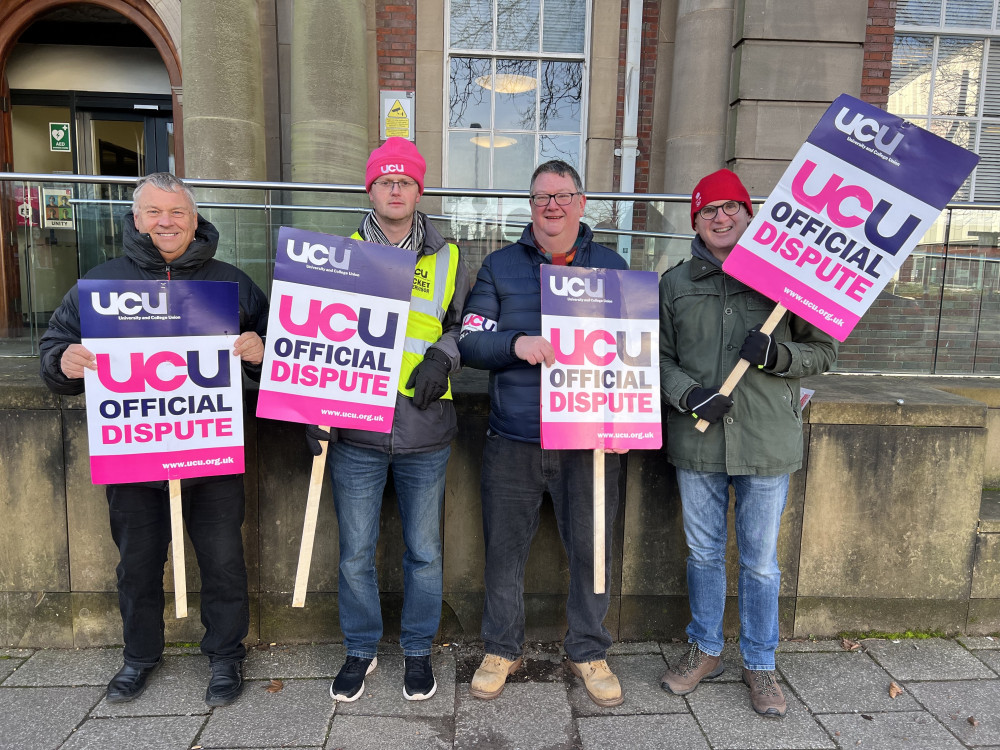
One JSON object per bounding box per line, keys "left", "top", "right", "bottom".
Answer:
{"left": 446, "top": 0, "right": 588, "bottom": 189}
{"left": 890, "top": 0, "right": 1000, "bottom": 199}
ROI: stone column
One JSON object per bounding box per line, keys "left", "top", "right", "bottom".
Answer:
{"left": 290, "top": 0, "right": 369, "bottom": 184}
{"left": 181, "top": 0, "right": 267, "bottom": 179}
{"left": 662, "top": 0, "right": 736, "bottom": 203}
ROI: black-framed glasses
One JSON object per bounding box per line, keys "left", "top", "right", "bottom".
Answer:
{"left": 697, "top": 200, "right": 742, "bottom": 221}
{"left": 529, "top": 192, "right": 581, "bottom": 207}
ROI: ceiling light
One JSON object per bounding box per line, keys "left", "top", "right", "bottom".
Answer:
{"left": 474, "top": 73, "right": 538, "bottom": 94}
{"left": 470, "top": 134, "right": 518, "bottom": 148}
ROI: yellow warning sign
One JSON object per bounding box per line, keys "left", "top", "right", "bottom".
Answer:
{"left": 385, "top": 99, "right": 410, "bottom": 138}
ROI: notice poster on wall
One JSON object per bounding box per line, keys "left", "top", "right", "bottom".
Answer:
{"left": 255, "top": 227, "right": 417, "bottom": 431}
{"left": 15, "top": 186, "right": 40, "bottom": 228}
{"left": 42, "top": 187, "right": 75, "bottom": 229}
{"left": 540, "top": 265, "right": 662, "bottom": 451}
{"left": 80, "top": 280, "right": 244, "bottom": 484}
{"left": 721, "top": 93, "right": 979, "bottom": 342}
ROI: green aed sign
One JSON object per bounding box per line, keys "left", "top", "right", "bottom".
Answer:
{"left": 49, "top": 123, "right": 71, "bottom": 152}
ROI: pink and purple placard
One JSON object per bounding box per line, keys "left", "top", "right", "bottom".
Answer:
{"left": 80, "top": 279, "right": 244, "bottom": 484}
{"left": 722, "top": 93, "right": 979, "bottom": 342}
{"left": 540, "top": 265, "right": 662, "bottom": 451}
{"left": 255, "top": 227, "right": 416, "bottom": 431}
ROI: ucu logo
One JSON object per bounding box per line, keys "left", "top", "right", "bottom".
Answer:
{"left": 285, "top": 239, "right": 351, "bottom": 269}
{"left": 549, "top": 276, "right": 605, "bottom": 299}
{"left": 791, "top": 160, "right": 920, "bottom": 256}
{"left": 91, "top": 291, "right": 167, "bottom": 316}
{"left": 833, "top": 107, "right": 903, "bottom": 155}
{"left": 96, "top": 350, "right": 230, "bottom": 393}
{"left": 381, "top": 163, "right": 406, "bottom": 174}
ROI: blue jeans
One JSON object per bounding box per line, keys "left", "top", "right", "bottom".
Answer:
{"left": 480, "top": 432, "right": 620, "bottom": 663}
{"left": 107, "top": 476, "right": 249, "bottom": 667}
{"left": 675, "top": 468, "right": 789, "bottom": 671}
{"left": 327, "top": 442, "right": 449, "bottom": 658}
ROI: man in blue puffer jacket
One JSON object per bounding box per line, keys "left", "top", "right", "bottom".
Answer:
{"left": 458, "top": 160, "right": 629, "bottom": 708}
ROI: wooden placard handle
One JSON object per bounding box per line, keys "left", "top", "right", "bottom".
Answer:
{"left": 593, "top": 449, "right": 606, "bottom": 595}
{"left": 695, "top": 304, "right": 787, "bottom": 433}
{"left": 168, "top": 479, "right": 187, "bottom": 618}
{"left": 292, "top": 427, "right": 330, "bottom": 607}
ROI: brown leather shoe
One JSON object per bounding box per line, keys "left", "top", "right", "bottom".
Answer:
{"left": 742, "top": 668, "right": 787, "bottom": 717}
{"left": 660, "top": 643, "right": 723, "bottom": 695}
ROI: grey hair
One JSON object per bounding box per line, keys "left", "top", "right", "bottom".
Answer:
{"left": 530, "top": 160, "right": 583, "bottom": 194}
{"left": 132, "top": 173, "right": 198, "bottom": 214}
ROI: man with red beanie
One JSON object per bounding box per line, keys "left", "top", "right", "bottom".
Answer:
{"left": 307, "top": 137, "right": 470, "bottom": 703}
{"left": 657, "top": 169, "right": 837, "bottom": 717}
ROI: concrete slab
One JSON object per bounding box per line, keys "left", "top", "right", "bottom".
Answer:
{"left": 333, "top": 653, "right": 456, "bottom": 718}
{"left": 906, "top": 680, "right": 1000, "bottom": 746}
{"left": 454, "top": 682, "right": 575, "bottom": 749}
{"left": 776, "top": 651, "right": 920, "bottom": 712}
{"left": 244, "top": 642, "right": 345, "bottom": 679}
{"left": 609, "top": 640, "right": 660, "bottom": 655}
{"left": 0, "top": 686, "right": 104, "bottom": 750}
{"left": 90, "top": 654, "right": 211, "bottom": 717}
{"left": 326, "top": 715, "right": 453, "bottom": 749}
{"left": 686, "top": 682, "right": 835, "bottom": 749}
{"left": 59, "top": 715, "right": 205, "bottom": 750}
{"left": 958, "top": 635, "right": 1000, "bottom": 650}
{"left": 2, "top": 646, "right": 122, "bottom": 686}
{"left": 816, "top": 711, "right": 967, "bottom": 749}
{"left": 577, "top": 714, "right": 710, "bottom": 750}
{"left": 568, "top": 654, "right": 686, "bottom": 716}
{"left": 864, "top": 638, "right": 998, "bottom": 681}
{"left": 775, "top": 639, "right": 844, "bottom": 653}
{"left": 975, "top": 650, "right": 1000, "bottom": 675}
{"left": 0, "top": 655, "right": 25, "bottom": 683}
{"left": 198, "top": 678, "right": 335, "bottom": 747}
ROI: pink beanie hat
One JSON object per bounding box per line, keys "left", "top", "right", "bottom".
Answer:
{"left": 365, "top": 137, "right": 426, "bottom": 193}
{"left": 690, "top": 168, "right": 753, "bottom": 228}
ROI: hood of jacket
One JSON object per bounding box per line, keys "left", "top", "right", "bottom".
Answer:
{"left": 123, "top": 211, "right": 220, "bottom": 273}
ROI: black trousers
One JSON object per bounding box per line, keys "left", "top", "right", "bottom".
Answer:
{"left": 106, "top": 475, "right": 249, "bottom": 667}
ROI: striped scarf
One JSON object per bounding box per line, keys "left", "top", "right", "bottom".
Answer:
{"left": 360, "top": 210, "right": 425, "bottom": 252}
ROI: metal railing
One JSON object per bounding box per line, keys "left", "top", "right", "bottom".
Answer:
{"left": 2, "top": 173, "right": 998, "bottom": 375}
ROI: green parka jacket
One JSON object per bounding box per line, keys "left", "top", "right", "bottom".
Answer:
{"left": 658, "top": 240, "right": 839, "bottom": 476}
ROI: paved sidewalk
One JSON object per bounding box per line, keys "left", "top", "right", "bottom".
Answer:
{"left": 1, "top": 637, "right": 998, "bottom": 749}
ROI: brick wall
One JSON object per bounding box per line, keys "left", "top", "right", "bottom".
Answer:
{"left": 377, "top": 0, "right": 416, "bottom": 90}
{"left": 861, "top": 0, "right": 897, "bottom": 108}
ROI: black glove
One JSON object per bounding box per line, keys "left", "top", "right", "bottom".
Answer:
{"left": 685, "top": 387, "right": 733, "bottom": 424}
{"left": 405, "top": 348, "right": 451, "bottom": 409}
{"left": 305, "top": 424, "right": 335, "bottom": 456}
{"left": 739, "top": 325, "right": 778, "bottom": 369}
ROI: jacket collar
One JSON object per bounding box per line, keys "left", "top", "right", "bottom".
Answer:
{"left": 517, "top": 222, "right": 594, "bottom": 262}
{"left": 689, "top": 235, "right": 725, "bottom": 280}
{"left": 123, "top": 211, "right": 220, "bottom": 273}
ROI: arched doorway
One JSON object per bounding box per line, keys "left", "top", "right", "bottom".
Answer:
{"left": 0, "top": 0, "right": 182, "bottom": 351}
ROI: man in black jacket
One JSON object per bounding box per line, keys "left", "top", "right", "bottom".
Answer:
{"left": 39, "top": 173, "right": 268, "bottom": 707}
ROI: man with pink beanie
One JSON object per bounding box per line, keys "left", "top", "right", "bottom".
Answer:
{"left": 657, "top": 169, "right": 837, "bottom": 717}
{"left": 307, "top": 137, "right": 470, "bottom": 703}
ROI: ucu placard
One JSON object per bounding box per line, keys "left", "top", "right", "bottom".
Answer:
{"left": 79, "top": 280, "right": 244, "bottom": 484}
{"left": 257, "top": 226, "right": 417, "bottom": 431}
{"left": 540, "top": 265, "right": 662, "bottom": 452}
{"left": 721, "top": 93, "right": 978, "bottom": 342}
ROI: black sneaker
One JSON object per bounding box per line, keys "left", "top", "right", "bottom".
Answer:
{"left": 403, "top": 655, "right": 437, "bottom": 701}
{"left": 330, "top": 655, "right": 377, "bottom": 702}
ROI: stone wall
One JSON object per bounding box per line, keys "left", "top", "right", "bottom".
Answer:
{"left": 1, "top": 360, "right": 996, "bottom": 648}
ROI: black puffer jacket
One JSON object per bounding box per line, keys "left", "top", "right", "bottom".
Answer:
{"left": 39, "top": 212, "right": 269, "bottom": 395}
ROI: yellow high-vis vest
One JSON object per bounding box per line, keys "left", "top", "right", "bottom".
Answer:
{"left": 352, "top": 232, "right": 460, "bottom": 399}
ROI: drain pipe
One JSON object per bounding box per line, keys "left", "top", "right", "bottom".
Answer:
{"left": 614, "top": 0, "right": 642, "bottom": 266}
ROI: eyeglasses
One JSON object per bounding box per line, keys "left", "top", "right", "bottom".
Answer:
{"left": 697, "top": 200, "right": 742, "bottom": 221}
{"left": 529, "top": 192, "right": 581, "bottom": 207}
{"left": 372, "top": 179, "right": 418, "bottom": 192}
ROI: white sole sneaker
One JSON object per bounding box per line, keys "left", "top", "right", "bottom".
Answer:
{"left": 403, "top": 678, "right": 437, "bottom": 701}
{"left": 329, "top": 656, "right": 377, "bottom": 702}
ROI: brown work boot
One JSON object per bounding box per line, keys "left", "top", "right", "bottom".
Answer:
{"left": 742, "top": 668, "right": 787, "bottom": 717}
{"left": 470, "top": 654, "right": 522, "bottom": 700}
{"left": 660, "top": 643, "right": 724, "bottom": 695}
{"left": 569, "top": 659, "right": 623, "bottom": 707}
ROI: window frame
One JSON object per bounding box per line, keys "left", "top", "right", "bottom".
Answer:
{"left": 442, "top": 0, "right": 593, "bottom": 189}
